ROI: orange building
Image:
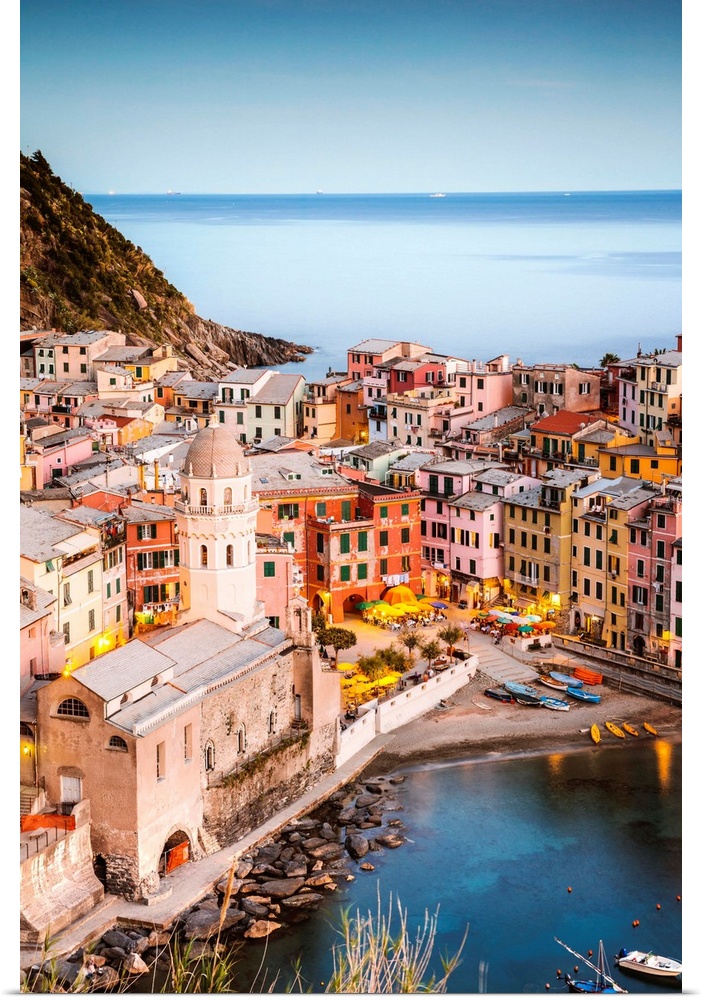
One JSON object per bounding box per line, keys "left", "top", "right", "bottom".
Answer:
{"left": 122, "top": 500, "right": 180, "bottom": 629}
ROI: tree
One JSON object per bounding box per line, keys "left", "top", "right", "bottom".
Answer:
{"left": 321, "top": 626, "right": 356, "bottom": 664}
{"left": 437, "top": 624, "right": 464, "bottom": 662}
{"left": 356, "top": 652, "right": 389, "bottom": 682}
{"left": 599, "top": 352, "right": 621, "bottom": 367}
{"left": 397, "top": 627, "right": 422, "bottom": 670}
{"left": 420, "top": 639, "right": 442, "bottom": 669}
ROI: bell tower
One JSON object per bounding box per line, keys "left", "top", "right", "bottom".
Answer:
{"left": 176, "top": 417, "right": 260, "bottom": 628}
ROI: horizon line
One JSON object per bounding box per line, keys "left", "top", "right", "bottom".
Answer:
{"left": 84, "top": 187, "right": 682, "bottom": 198}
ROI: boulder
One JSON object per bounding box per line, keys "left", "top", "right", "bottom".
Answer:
{"left": 258, "top": 876, "right": 306, "bottom": 898}
{"left": 244, "top": 919, "right": 282, "bottom": 939}
{"left": 307, "top": 843, "right": 345, "bottom": 861}
{"left": 281, "top": 892, "right": 324, "bottom": 909}
{"left": 376, "top": 833, "right": 405, "bottom": 849}
{"left": 304, "top": 873, "right": 335, "bottom": 888}
{"left": 235, "top": 860, "right": 254, "bottom": 879}
{"left": 345, "top": 833, "right": 370, "bottom": 858}
{"left": 122, "top": 952, "right": 150, "bottom": 976}
{"left": 281, "top": 858, "right": 308, "bottom": 878}
{"left": 91, "top": 964, "right": 120, "bottom": 990}
{"left": 241, "top": 898, "right": 271, "bottom": 919}
{"left": 102, "top": 930, "right": 135, "bottom": 952}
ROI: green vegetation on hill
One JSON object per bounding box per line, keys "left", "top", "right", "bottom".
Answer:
{"left": 20, "top": 150, "right": 312, "bottom": 370}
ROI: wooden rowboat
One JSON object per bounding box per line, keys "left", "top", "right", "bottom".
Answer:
{"left": 538, "top": 674, "right": 568, "bottom": 691}
{"left": 643, "top": 722, "right": 658, "bottom": 736}
{"left": 590, "top": 723, "right": 601, "bottom": 744}
{"left": 622, "top": 723, "right": 639, "bottom": 737}
{"left": 605, "top": 721, "right": 626, "bottom": 739}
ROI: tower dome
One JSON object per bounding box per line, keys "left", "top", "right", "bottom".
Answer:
{"left": 181, "top": 420, "right": 250, "bottom": 478}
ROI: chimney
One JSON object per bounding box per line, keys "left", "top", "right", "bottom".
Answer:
{"left": 676, "top": 334, "right": 682, "bottom": 352}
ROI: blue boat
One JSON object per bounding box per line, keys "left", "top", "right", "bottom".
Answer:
{"left": 567, "top": 686, "right": 601, "bottom": 704}
{"left": 550, "top": 671, "right": 583, "bottom": 688}
{"left": 505, "top": 681, "right": 542, "bottom": 705}
{"left": 540, "top": 695, "right": 570, "bottom": 711}
{"left": 555, "top": 938, "right": 627, "bottom": 994}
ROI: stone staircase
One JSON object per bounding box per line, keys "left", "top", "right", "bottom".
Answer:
{"left": 20, "top": 786, "right": 37, "bottom": 816}
{"left": 472, "top": 643, "right": 541, "bottom": 687}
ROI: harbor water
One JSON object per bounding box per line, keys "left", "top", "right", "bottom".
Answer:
{"left": 230, "top": 739, "right": 682, "bottom": 994}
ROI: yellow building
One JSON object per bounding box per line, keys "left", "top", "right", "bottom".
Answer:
{"left": 599, "top": 441, "right": 681, "bottom": 484}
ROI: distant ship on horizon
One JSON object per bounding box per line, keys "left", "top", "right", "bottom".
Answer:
{"left": 430, "top": 192, "right": 446, "bottom": 198}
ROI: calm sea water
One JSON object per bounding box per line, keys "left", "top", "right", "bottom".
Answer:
{"left": 85, "top": 191, "right": 681, "bottom": 382}
{"left": 226, "top": 740, "right": 682, "bottom": 995}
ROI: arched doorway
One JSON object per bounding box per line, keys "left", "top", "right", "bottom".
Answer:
{"left": 632, "top": 635, "right": 646, "bottom": 658}
{"left": 158, "top": 831, "right": 191, "bottom": 876}
{"left": 343, "top": 593, "right": 364, "bottom": 615}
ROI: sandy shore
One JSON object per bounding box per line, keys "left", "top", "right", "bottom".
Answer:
{"left": 362, "top": 670, "right": 682, "bottom": 774}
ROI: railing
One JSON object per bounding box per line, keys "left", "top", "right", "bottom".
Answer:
{"left": 550, "top": 636, "right": 681, "bottom": 704}
{"left": 20, "top": 825, "right": 68, "bottom": 863}
{"left": 174, "top": 500, "right": 259, "bottom": 517}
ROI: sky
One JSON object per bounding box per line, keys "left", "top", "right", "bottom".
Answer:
{"left": 18, "top": 0, "right": 684, "bottom": 195}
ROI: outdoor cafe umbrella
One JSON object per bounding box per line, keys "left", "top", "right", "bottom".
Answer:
{"left": 381, "top": 584, "right": 419, "bottom": 606}
{"left": 428, "top": 600, "right": 448, "bottom": 609}
{"left": 517, "top": 624, "right": 534, "bottom": 633}
{"left": 355, "top": 601, "right": 376, "bottom": 611}
{"left": 524, "top": 614, "right": 542, "bottom": 622}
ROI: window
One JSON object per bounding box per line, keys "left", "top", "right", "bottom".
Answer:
{"left": 578, "top": 382, "right": 591, "bottom": 394}
{"left": 88, "top": 609, "right": 95, "bottom": 631}
{"left": 316, "top": 532, "right": 324, "bottom": 553}
{"left": 62, "top": 622, "right": 70, "bottom": 644}
{"left": 201, "top": 545, "right": 208, "bottom": 567}
{"left": 401, "top": 555, "right": 411, "bottom": 572}
{"left": 106, "top": 581, "right": 111, "bottom": 599}
{"left": 226, "top": 544, "right": 233, "bottom": 566}
{"left": 340, "top": 566, "right": 351, "bottom": 582}
{"left": 380, "top": 558, "right": 388, "bottom": 575}
{"left": 340, "top": 534, "right": 350, "bottom": 554}
{"left": 401, "top": 527, "right": 410, "bottom": 544}
{"left": 184, "top": 724, "right": 192, "bottom": 762}
{"left": 137, "top": 523, "right": 157, "bottom": 540}
{"left": 357, "top": 563, "right": 367, "bottom": 580}
{"left": 358, "top": 530, "right": 368, "bottom": 552}
{"left": 57, "top": 698, "right": 89, "bottom": 718}
{"left": 263, "top": 561, "right": 276, "bottom": 577}
{"left": 255, "top": 405, "right": 262, "bottom": 418}
{"left": 316, "top": 564, "right": 325, "bottom": 581}
{"left": 379, "top": 530, "right": 389, "bottom": 547}
{"left": 632, "top": 586, "right": 648, "bottom": 606}
{"left": 63, "top": 582, "right": 71, "bottom": 606}
{"left": 316, "top": 501, "right": 327, "bottom": 517}
{"left": 108, "top": 735, "right": 128, "bottom": 751}
{"left": 278, "top": 503, "right": 299, "bottom": 519}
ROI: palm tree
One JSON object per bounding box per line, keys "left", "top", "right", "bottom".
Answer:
{"left": 420, "top": 638, "right": 442, "bottom": 670}
{"left": 397, "top": 627, "right": 422, "bottom": 671}
{"left": 437, "top": 624, "right": 464, "bottom": 662}
{"left": 599, "top": 352, "right": 621, "bottom": 367}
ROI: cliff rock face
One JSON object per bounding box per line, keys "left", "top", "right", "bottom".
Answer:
{"left": 20, "top": 151, "right": 313, "bottom": 379}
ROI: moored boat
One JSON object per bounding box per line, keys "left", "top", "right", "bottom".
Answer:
{"left": 539, "top": 674, "right": 569, "bottom": 691}
{"left": 540, "top": 695, "right": 570, "bottom": 711}
{"left": 590, "top": 723, "right": 601, "bottom": 744}
{"left": 643, "top": 722, "right": 658, "bottom": 736}
{"left": 483, "top": 686, "right": 515, "bottom": 703}
{"left": 555, "top": 938, "right": 627, "bottom": 994}
{"left": 505, "top": 681, "right": 542, "bottom": 705}
{"left": 614, "top": 948, "right": 681, "bottom": 980}
{"left": 567, "top": 686, "right": 601, "bottom": 704}
{"left": 605, "top": 721, "right": 626, "bottom": 739}
{"left": 551, "top": 671, "right": 583, "bottom": 687}
{"left": 621, "top": 723, "right": 638, "bottom": 737}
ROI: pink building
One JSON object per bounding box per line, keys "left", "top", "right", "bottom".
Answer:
{"left": 255, "top": 534, "right": 301, "bottom": 630}
{"left": 25, "top": 426, "right": 95, "bottom": 486}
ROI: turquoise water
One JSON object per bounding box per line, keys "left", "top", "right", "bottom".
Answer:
{"left": 85, "top": 191, "right": 681, "bottom": 382}
{"left": 230, "top": 740, "right": 682, "bottom": 994}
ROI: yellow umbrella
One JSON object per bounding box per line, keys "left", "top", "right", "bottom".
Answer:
{"left": 382, "top": 585, "right": 419, "bottom": 606}
{"left": 384, "top": 606, "right": 405, "bottom": 616}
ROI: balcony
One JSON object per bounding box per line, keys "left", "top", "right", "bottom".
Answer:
{"left": 174, "top": 500, "right": 259, "bottom": 517}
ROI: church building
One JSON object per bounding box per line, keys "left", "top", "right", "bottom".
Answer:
{"left": 33, "top": 420, "right": 341, "bottom": 901}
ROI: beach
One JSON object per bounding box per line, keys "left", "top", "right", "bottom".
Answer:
{"left": 363, "top": 671, "right": 682, "bottom": 774}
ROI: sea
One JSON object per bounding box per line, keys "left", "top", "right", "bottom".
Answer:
{"left": 85, "top": 191, "right": 682, "bottom": 381}
{"left": 88, "top": 192, "right": 684, "bottom": 994}
{"left": 212, "top": 740, "right": 683, "bottom": 996}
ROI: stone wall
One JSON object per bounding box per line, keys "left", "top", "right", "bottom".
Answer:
{"left": 20, "top": 807, "right": 104, "bottom": 944}
{"left": 203, "top": 731, "right": 335, "bottom": 847}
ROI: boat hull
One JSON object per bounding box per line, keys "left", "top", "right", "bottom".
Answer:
{"left": 605, "top": 722, "right": 626, "bottom": 739}
{"left": 622, "top": 724, "right": 639, "bottom": 737}
{"left": 643, "top": 722, "right": 658, "bottom": 736}
{"left": 484, "top": 687, "right": 514, "bottom": 703}
{"left": 541, "top": 696, "right": 570, "bottom": 711}
{"left": 539, "top": 675, "right": 568, "bottom": 690}
{"left": 551, "top": 671, "right": 582, "bottom": 687}
{"left": 615, "top": 952, "right": 682, "bottom": 979}
{"left": 591, "top": 724, "right": 601, "bottom": 744}
{"left": 567, "top": 687, "right": 601, "bottom": 703}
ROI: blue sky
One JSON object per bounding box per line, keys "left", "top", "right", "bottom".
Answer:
{"left": 19, "top": 0, "right": 683, "bottom": 194}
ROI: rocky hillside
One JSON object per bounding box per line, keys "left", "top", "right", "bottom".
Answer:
{"left": 20, "top": 151, "right": 313, "bottom": 378}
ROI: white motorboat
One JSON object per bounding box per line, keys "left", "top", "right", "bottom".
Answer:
{"left": 614, "top": 949, "right": 682, "bottom": 980}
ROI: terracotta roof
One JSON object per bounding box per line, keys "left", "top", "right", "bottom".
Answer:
{"left": 530, "top": 411, "right": 599, "bottom": 435}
